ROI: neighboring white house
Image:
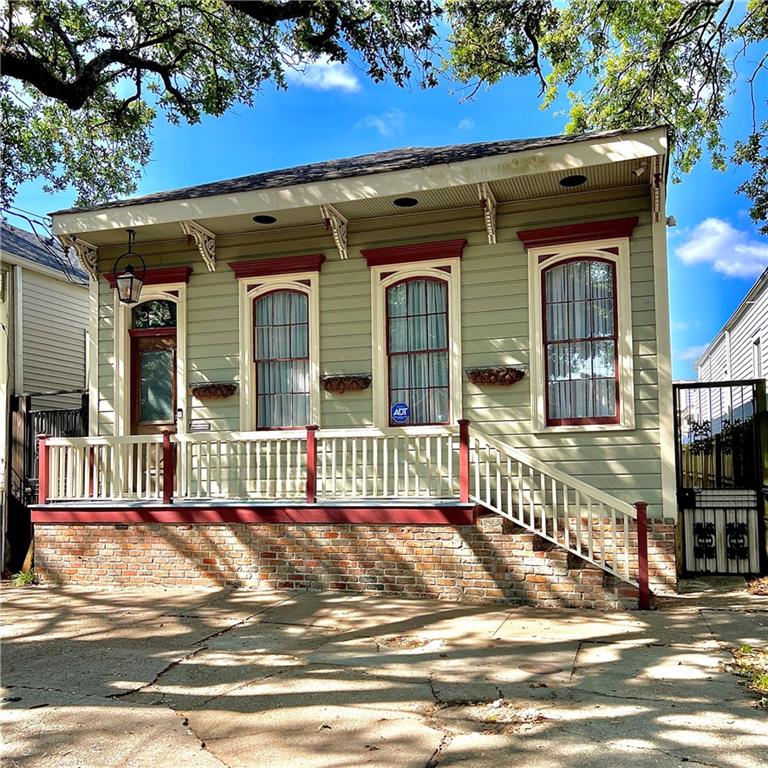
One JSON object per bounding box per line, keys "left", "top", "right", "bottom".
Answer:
{"left": 1, "top": 220, "right": 89, "bottom": 568}
{"left": 697, "top": 267, "right": 768, "bottom": 383}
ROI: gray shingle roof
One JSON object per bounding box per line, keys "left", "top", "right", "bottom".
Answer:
{"left": 50, "top": 126, "right": 660, "bottom": 216}
{"left": 0, "top": 220, "right": 88, "bottom": 283}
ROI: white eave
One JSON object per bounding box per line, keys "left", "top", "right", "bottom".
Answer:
{"left": 50, "top": 127, "right": 667, "bottom": 239}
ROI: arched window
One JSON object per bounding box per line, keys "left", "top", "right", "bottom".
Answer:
{"left": 386, "top": 277, "right": 449, "bottom": 425}
{"left": 131, "top": 299, "right": 176, "bottom": 329}
{"left": 253, "top": 289, "right": 309, "bottom": 428}
{"left": 543, "top": 258, "right": 619, "bottom": 425}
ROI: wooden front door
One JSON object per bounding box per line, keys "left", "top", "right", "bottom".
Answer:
{"left": 130, "top": 330, "right": 177, "bottom": 435}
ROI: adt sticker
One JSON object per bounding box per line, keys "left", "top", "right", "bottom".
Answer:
{"left": 391, "top": 402, "right": 410, "bottom": 423}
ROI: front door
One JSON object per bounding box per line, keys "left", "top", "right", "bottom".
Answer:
{"left": 130, "top": 332, "right": 176, "bottom": 434}
{"left": 129, "top": 299, "right": 178, "bottom": 435}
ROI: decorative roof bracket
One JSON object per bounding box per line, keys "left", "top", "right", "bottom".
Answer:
{"left": 180, "top": 220, "right": 216, "bottom": 272}
{"left": 57, "top": 234, "right": 98, "bottom": 280}
{"left": 320, "top": 204, "right": 348, "bottom": 260}
{"left": 478, "top": 182, "right": 497, "bottom": 245}
{"left": 651, "top": 156, "right": 663, "bottom": 223}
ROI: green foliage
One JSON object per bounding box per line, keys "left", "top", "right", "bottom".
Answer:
{"left": 447, "top": 0, "right": 768, "bottom": 232}
{"left": 10, "top": 569, "right": 36, "bottom": 587}
{"left": 1, "top": 0, "right": 440, "bottom": 207}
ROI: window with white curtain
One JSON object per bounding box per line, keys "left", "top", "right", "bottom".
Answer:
{"left": 543, "top": 258, "right": 619, "bottom": 425}
{"left": 386, "top": 277, "right": 449, "bottom": 425}
{"left": 253, "top": 289, "right": 309, "bottom": 428}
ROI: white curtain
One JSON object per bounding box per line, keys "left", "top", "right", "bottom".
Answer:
{"left": 255, "top": 290, "right": 309, "bottom": 428}
{"left": 387, "top": 278, "right": 449, "bottom": 424}
{"left": 545, "top": 261, "right": 616, "bottom": 421}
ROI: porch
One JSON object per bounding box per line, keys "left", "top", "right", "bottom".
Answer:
{"left": 31, "top": 422, "right": 651, "bottom": 604}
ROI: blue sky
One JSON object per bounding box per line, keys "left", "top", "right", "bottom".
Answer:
{"left": 11, "top": 52, "right": 768, "bottom": 381}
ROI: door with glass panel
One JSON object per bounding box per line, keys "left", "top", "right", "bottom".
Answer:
{"left": 129, "top": 299, "right": 177, "bottom": 435}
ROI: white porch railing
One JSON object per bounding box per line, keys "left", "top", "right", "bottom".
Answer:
{"left": 315, "top": 427, "right": 459, "bottom": 499}
{"left": 38, "top": 422, "right": 649, "bottom": 603}
{"left": 175, "top": 431, "right": 307, "bottom": 500}
{"left": 45, "top": 435, "right": 165, "bottom": 501}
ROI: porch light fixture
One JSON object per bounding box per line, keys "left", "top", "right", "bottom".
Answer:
{"left": 112, "top": 229, "right": 146, "bottom": 305}
{"left": 393, "top": 197, "right": 419, "bottom": 208}
{"left": 253, "top": 214, "right": 277, "bottom": 224}
{"left": 559, "top": 175, "right": 588, "bottom": 188}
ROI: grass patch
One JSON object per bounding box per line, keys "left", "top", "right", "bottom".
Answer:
{"left": 10, "top": 569, "right": 36, "bottom": 588}
{"left": 731, "top": 645, "right": 768, "bottom": 707}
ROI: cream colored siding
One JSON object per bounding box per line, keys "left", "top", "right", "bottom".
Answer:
{"left": 20, "top": 269, "right": 87, "bottom": 409}
{"left": 95, "top": 186, "right": 667, "bottom": 516}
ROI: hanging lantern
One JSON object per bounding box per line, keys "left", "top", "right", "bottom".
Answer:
{"left": 112, "top": 229, "right": 146, "bottom": 305}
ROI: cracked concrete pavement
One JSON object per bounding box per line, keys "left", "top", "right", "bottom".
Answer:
{"left": 1, "top": 577, "right": 766, "bottom": 768}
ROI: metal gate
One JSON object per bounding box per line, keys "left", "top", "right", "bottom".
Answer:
{"left": 5, "top": 393, "right": 88, "bottom": 572}
{"left": 673, "top": 380, "right": 766, "bottom": 575}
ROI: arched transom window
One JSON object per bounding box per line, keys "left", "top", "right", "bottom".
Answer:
{"left": 543, "top": 258, "right": 619, "bottom": 425}
{"left": 253, "top": 289, "right": 309, "bottom": 428}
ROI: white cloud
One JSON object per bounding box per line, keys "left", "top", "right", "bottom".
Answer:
{"left": 284, "top": 55, "right": 360, "bottom": 93}
{"left": 356, "top": 108, "right": 405, "bottom": 138}
{"left": 671, "top": 321, "right": 689, "bottom": 331}
{"left": 676, "top": 218, "right": 768, "bottom": 278}
{"left": 678, "top": 344, "right": 707, "bottom": 362}
{"left": 457, "top": 118, "right": 474, "bottom": 132}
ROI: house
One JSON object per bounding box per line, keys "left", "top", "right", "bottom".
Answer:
{"left": 697, "top": 266, "right": 767, "bottom": 383}
{"left": 1, "top": 221, "right": 89, "bottom": 570}
{"left": 674, "top": 266, "right": 768, "bottom": 576}
{"left": 32, "top": 126, "right": 678, "bottom": 608}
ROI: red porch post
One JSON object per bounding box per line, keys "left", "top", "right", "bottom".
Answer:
{"left": 306, "top": 425, "right": 318, "bottom": 504}
{"left": 162, "top": 432, "right": 174, "bottom": 505}
{"left": 37, "top": 434, "right": 49, "bottom": 505}
{"left": 458, "top": 419, "right": 470, "bottom": 503}
{"left": 635, "top": 501, "right": 650, "bottom": 610}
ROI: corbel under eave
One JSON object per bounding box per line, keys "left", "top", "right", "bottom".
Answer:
{"left": 651, "top": 155, "right": 664, "bottom": 223}
{"left": 478, "top": 182, "right": 497, "bottom": 245}
{"left": 180, "top": 220, "right": 216, "bottom": 272}
{"left": 57, "top": 234, "right": 98, "bottom": 280}
{"left": 320, "top": 204, "right": 348, "bottom": 260}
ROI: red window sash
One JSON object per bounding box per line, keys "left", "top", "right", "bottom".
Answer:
{"left": 541, "top": 257, "right": 620, "bottom": 426}
{"left": 385, "top": 276, "right": 450, "bottom": 426}
{"left": 253, "top": 288, "right": 310, "bottom": 429}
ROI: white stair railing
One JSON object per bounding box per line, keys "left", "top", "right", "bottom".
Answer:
{"left": 468, "top": 427, "right": 639, "bottom": 585}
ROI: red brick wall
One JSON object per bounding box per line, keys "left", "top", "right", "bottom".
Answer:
{"left": 34, "top": 516, "right": 677, "bottom": 610}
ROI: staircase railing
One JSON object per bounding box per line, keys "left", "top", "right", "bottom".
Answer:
{"left": 467, "top": 424, "right": 644, "bottom": 589}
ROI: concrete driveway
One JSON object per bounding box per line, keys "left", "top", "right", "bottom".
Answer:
{"left": 2, "top": 581, "right": 767, "bottom": 768}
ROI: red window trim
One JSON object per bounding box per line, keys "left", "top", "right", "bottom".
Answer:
{"left": 518, "top": 217, "right": 638, "bottom": 250}
{"left": 542, "top": 256, "right": 620, "bottom": 427}
{"left": 362, "top": 239, "right": 467, "bottom": 269}
{"left": 253, "top": 288, "right": 310, "bottom": 430}
{"left": 385, "top": 276, "right": 450, "bottom": 427}
{"left": 230, "top": 254, "right": 325, "bottom": 279}
{"left": 105, "top": 266, "right": 192, "bottom": 288}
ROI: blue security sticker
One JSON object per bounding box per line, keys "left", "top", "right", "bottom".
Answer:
{"left": 391, "top": 402, "right": 410, "bottom": 423}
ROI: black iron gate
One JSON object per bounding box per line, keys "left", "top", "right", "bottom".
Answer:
{"left": 5, "top": 393, "right": 88, "bottom": 572}
{"left": 673, "top": 380, "right": 766, "bottom": 575}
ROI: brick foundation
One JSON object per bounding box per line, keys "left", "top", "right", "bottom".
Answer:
{"left": 34, "top": 516, "right": 677, "bottom": 610}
